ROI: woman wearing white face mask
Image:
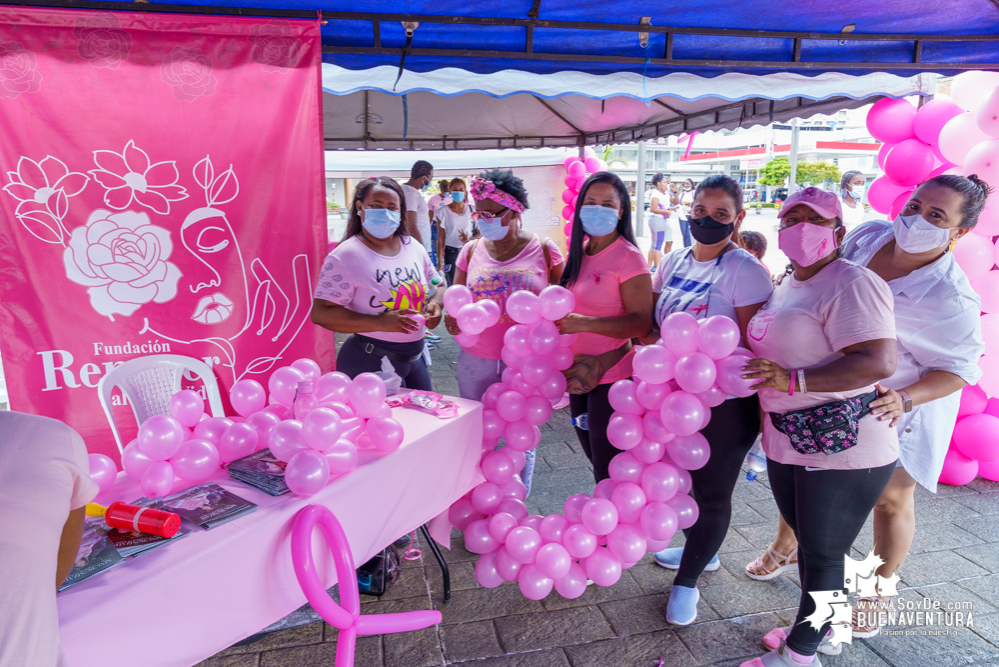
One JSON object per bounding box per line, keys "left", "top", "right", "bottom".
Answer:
{"left": 445, "top": 169, "right": 565, "bottom": 496}
{"left": 746, "top": 175, "right": 988, "bottom": 642}
{"left": 554, "top": 172, "right": 653, "bottom": 483}
{"left": 738, "top": 187, "right": 899, "bottom": 667}
{"left": 312, "top": 176, "right": 445, "bottom": 390}
{"left": 840, "top": 170, "right": 867, "bottom": 234}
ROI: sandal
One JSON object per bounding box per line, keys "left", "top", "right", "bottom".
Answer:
{"left": 746, "top": 546, "right": 798, "bottom": 581}
{"left": 852, "top": 597, "right": 895, "bottom": 639}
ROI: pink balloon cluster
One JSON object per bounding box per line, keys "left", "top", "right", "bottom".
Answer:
{"left": 561, "top": 148, "right": 606, "bottom": 238}
{"left": 449, "top": 303, "right": 757, "bottom": 600}
{"left": 940, "top": 384, "right": 999, "bottom": 485}
{"left": 120, "top": 360, "right": 404, "bottom": 498}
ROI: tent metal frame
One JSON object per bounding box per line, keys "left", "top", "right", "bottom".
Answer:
{"left": 4, "top": 0, "right": 999, "bottom": 71}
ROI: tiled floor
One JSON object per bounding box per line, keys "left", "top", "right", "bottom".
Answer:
{"left": 198, "top": 329, "right": 999, "bottom": 667}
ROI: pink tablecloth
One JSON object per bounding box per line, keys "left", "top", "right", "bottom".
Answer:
{"left": 57, "top": 399, "right": 483, "bottom": 667}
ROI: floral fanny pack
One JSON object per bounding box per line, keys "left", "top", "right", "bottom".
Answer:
{"left": 768, "top": 390, "right": 878, "bottom": 456}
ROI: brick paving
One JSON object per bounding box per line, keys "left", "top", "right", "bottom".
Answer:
{"left": 199, "top": 330, "right": 999, "bottom": 667}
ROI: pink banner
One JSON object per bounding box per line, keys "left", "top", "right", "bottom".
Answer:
{"left": 0, "top": 7, "right": 333, "bottom": 463}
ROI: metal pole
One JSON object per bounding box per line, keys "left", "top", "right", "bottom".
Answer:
{"left": 788, "top": 117, "right": 800, "bottom": 194}
{"left": 636, "top": 141, "right": 647, "bottom": 237}
{"left": 764, "top": 126, "right": 774, "bottom": 203}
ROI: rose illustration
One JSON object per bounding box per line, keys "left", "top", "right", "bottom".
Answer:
{"left": 63, "top": 209, "right": 182, "bottom": 320}
{"left": 73, "top": 14, "right": 132, "bottom": 70}
{"left": 88, "top": 140, "right": 188, "bottom": 214}
{"left": 0, "top": 41, "right": 42, "bottom": 99}
{"left": 160, "top": 46, "right": 218, "bottom": 102}
{"left": 249, "top": 20, "right": 302, "bottom": 73}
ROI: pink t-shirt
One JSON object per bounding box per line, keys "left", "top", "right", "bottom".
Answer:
{"left": 568, "top": 237, "right": 651, "bottom": 384}
{"left": 457, "top": 235, "right": 564, "bottom": 360}
{"left": 0, "top": 413, "right": 99, "bottom": 667}
{"left": 746, "top": 259, "right": 899, "bottom": 470}
{"left": 314, "top": 235, "right": 442, "bottom": 343}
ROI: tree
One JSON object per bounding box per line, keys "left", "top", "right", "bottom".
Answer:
{"left": 757, "top": 157, "right": 792, "bottom": 186}
{"left": 756, "top": 157, "right": 841, "bottom": 187}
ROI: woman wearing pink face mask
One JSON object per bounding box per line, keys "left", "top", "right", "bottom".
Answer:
{"left": 737, "top": 187, "right": 899, "bottom": 667}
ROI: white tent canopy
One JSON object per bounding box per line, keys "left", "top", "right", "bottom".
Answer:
{"left": 324, "top": 148, "right": 574, "bottom": 176}
{"left": 322, "top": 64, "right": 935, "bottom": 151}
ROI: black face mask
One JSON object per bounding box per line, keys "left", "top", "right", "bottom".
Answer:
{"left": 688, "top": 215, "right": 735, "bottom": 245}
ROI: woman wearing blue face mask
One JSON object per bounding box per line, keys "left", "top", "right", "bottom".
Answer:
{"left": 436, "top": 177, "right": 473, "bottom": 286}
{"left": 840, "top": 170, "right": 867, "bottom": 234}
{"left": 312, "top": 176, "right": 445, "bottom": 389}
{"left": 555, "top": 172, "right": 654, "bottom": 483}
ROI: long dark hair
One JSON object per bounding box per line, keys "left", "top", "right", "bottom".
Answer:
{"left": 560, "top": 172, "right": 637, "bottom": 288}
{"left": 343, "top": 176, "right": 409, "bottom": 241}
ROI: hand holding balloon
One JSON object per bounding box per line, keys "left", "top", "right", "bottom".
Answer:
{"left": 739, "top": 358, "right": 790, "bottom": 392}
{"left": 423, "top": 300, "right": 443, "bottom": 330}
{"left": 553, "top": 313, "right": 590, "bottom": 335}
{"left": 380, "top": 308, "right": 422, "bottom": 334}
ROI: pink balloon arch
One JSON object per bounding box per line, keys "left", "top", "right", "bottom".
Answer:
{"left": 562, "top": 147, "right": 607, "bottom": 239}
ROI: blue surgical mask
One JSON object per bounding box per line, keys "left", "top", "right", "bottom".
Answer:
{"left": 421, "top": 178, "right": 430, "bottom": 192}
{"left": 450, "top": 191, "right": 465, "bottom": 203}
{"left": 361, "top": 207, "right": 400, "bottom": 239}
{"left": 476, "top": 212, "right": 510, "bottom": 241}
{"left": 579, "top": 205, "right": 620, "bottom": 237}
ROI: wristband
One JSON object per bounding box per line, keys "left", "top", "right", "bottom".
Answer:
{"left": 788, "top": 370, "right": 796, "bottom": 396}
{"left": 797, "top": 369, "right": 807, "bottom": 394}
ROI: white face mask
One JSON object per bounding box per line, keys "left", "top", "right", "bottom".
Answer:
{"left": 847, "top": 184, "right": 865, "bottom": 199}
{"left": 893, "top": 213, "right": 952, "bottom": 254}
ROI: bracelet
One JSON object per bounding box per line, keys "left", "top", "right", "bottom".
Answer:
{"left": 797, "top": 369, "right": 807, "bottom": 394}
{"left": 788, "top": 370, "right": 796, "bottom": 396}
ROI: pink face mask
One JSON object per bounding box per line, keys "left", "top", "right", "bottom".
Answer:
{"left": 778, "top": 222, "right": 839, "bottom": 267}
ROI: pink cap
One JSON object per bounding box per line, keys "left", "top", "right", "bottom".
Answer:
{"left": 777, "top": 186, "right": 843, "bottom": 221}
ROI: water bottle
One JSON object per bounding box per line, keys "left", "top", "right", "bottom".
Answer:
{"left": 293, "top": 380, "right": 318, "bottom": 421}
{"left": 572, "top": 413, "right": 589, "bottom": 430}
{"left": 745, "top": 436, "right": 766, "bottom": 482}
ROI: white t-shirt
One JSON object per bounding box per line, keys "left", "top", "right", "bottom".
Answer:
{"left": 841, "top": 197, "right": 866, "bottom": 234}
{"left": 436, "top": 204, "right": 473, "bottom": 248}
{"left": 314, "top": 235, "right": 442, "bottom": 343}
{"left": 0, "top": 413, "right": 99, "bottom": 667}
{"left": 648, "top": 191, "right": 670, "bottom": 233}
{"left": 679, "top": 190, "right": 694, "bottom": 220}
{"left": 401, "top": 184, "right": 432, "bottom": 252}
{"left": 652, "top": 245, "right": 773, "bottom": 326}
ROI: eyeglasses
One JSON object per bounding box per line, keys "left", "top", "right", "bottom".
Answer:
{"left": 472, "top": 208, "right": 508, "bottom": 222}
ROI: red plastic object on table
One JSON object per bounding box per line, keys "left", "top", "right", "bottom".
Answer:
{"left": 104, "top": 501, "right": 182, "bottom": 538}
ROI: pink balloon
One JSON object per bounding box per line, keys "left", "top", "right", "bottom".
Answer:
{"left": 140, "top": 461, "right": 175, "bottom": 498}
{"left": 507, "top": 290, "right": 542, "bottom": 325}
{"left": 564, "top": 155, "right": 581, "bottom": 169}
{"left": 953, "top": 233, "right": 995, "bottom": 281}
{"left": 676, "top": 467, "right": 693, "bottom": 495}
{"left": 940, "top": 112, "right": 990, "bottom": 166}
{"left": 697, "top": 316, "right": 740, "bottom": 360}
{"left": 496, "top": 391, "right": 527, "bottom": 422}
{"left": 641, "top": 461, "right": 680, "bottom": 502}
{"left": 169, "top": 389, "right": 205, "bottom": 428}
{"left": 884, "top": 138, "right": 935, "bottom": 187}
{"left": 636, "top": 381, "right": 672, "bottom": 412}
{"left": 264, "top": 404, "right": 289, "bottom": 419}
{"left": 324, "top": 438, "right": 358, "bottom": 475}
{"left": 471, "top": 482, "right": 504, "bottom": 514}
{"left": 315, "top": 372, "right": 352, "bottom": 403}
{"left": 538, "top": 372, "right": 568, "bottom": 401}
{"left": 667, "top": 493, "right": 700, "bottom": 529}
{"left": 455, "top": 332, "right": 481, "bottom": 347}
{"left": 230, "top": 380, "right": 267, "bottom": 417}
{"left": 443, "top": 284, "right": 473, "bottom": 314}
{"left": 581, "top": 497, "right": 619, "bottom": 536}
{"left": 889, "top": 187, "right": 913, "bottom": 220}
{"left": 349, "top": 373, "right": 387, "bottom": 418}
{"left": 584, "top": 156, "right": 601, "bottom": 173}
{"left": 138, "top": 415, "right": 185, "bottom": 461}
{"left": 640, "top": 502, "right": 679, "bottom": 541}
{"left": 561, "top": 189, "right": 576, "bottom": 205}
{"left": 500, "top": 475, "right": 528, "bottom": 501}
{"left": 555, "top": 562, "right": 588, "bottom": 599}
{"left": 660, "top": 312, "right": 699, "bottom": 356}
{"left": 122, "top": 439, "right": 155, "bottom": 480}
{"left": 643, "top": 412, "right": 674, "bottom": 443}
{"left": 535, "top": 542, "right": 572, "bottom": 580}
{"left": 866, "top": 97, "right": 917, "bottom": 144}
{"left": 632, "top": 437, "right": 666, "bottom": 465}
{"left": 286, "top": 450, "right": 330, "bottom": 496}
{"left": 977, "top": 85, "right": 999, "bottom": 138}
{"left": 666, "top": 432, "right": 711, "bottom": 470}
{"left": 715, "top": 355, "right": 758, "bottom": 398}
{"left": 302, "top": 408, "right": 344, "bottom": 452}
{"left": 505, "top": 526, "right": 543, "bottom": 564}
{"left": 980, "top": 355, "right": 999, "bottom": 400}
{"left": 518, "top": 564, "right": 554, "bottom": 600}
{"left": 88, "top": 453, "right": 118, "bottom": 494}
{"left": 193, "top": 417, "right": 234, "bottom": 445}
{"left": 171, "top": 439, "right": 221, "bottom": 482}
{"left": 474, "top": 551, "right": 505, "bottom": 589}
{"left": 539, "top": 514, "right": 569, "bottom": 543}
{"left": 539, "top": 285, "right": 575, "bottom": 321}
{"left": 959, "top": 384, "right": 989, "bottom": 418}
{"left": 559, "top": 332, "right": 578, "bottom": 347}
{"left": 608, "top": 379, "right": 645, "bottom": 415}
{"left": 524, "top": 394, "right": 553, "bottom": 426}
{"left": 465, "top": 519, "right": 500, "bottom": 554}
{"left": 457, "top": 302, "right": 490, "bottom": 335}
{"left": 479, "top": 299, "right": 502, "bottom": 327}
{"left": 529, "top": 319, "right": 561, "bottom": 356}
{"left": 366, "top": 416, "right": 405, "bottom": 452}
{"left": 979, "top": 458, "right": 999, "bottom": 482}
{"left": 269, "top": 366, "right": 306, "bottom": 407}
{"left": 488, "top": 512, "right": 519, "bottom": 543}
{"left": 568, "top": 160, "right": 586, "bottom": 178}
{"left": 674, "top": 353, "right": 717, "bottom": 394}
{"left": 563, "top": 524, "right": 598, "bottom": 558}
{"left": 953, "top": 414, "right": 999, "bottom": 462}
{"left": 245, "top": 410, "right": 282, "bottom": 441}
{"left": 482, "top": 383, "right": 506, "bottom": 409}
{"left": 973, "top": 272, "right": 999, "bottom": 314}
{"left": 550, "top": 347, "right": 574, "bottom": 372}
{"left": 482, "top": 450, "right": 516, "bottom": 484}
{"left": 269, "top": 420, "right": 307, "bottom": 462}
{"left": 495, "top": 546, "right": 524, "bottom": 581}
{"left": 939, "top": 446, "right": 979, "bottom": 486}
{"left": 696, "top": 386, "right": 727, "bottom": 409}
{"left": 509, "top": 371, "right": 537, "bottom": 397}
{"left": 498, "top": 498, "right": 529, "bottom": 521}
{"left": 660, "top": 391, "right": 705, "bottom": 437}
{"left": 563, "top": 493, "right": 591, "bottom": 523}
{"left": 611, "top": 482, "right": 647, "bottom": 524}
{"left": 483, "top": 409, "right": 507, "bottom": 441}
{"left": 594, "top": 478, "right": 619, "bottom": 500}
{"left": 606, "top": 412, "right": 645, "bottom": 450}
{"left": 585, "top": 547, "right": 622, "bottom": 587}
{"left": 608, "top": 451, "right": 644, "bottom": 483}
{"left": 521, "top": 355, "right": 555, "bottom": 386}
{"left": 606, "top": 524, "right": 647, "bottom": 564}
{"left": 504, "top": 324, "right": 533, "bottom": 357}
{"left": 915, "top": 98, "right": 964, "bottom": 145}
{"left": 963, "top": 138, "right": 999, "bottom": 188}
{"left": 218, "top": 423, "right": 259, "bottom": 463}
{"left": 876, "top": 142, "right": 895, "bottom": 171}
{"left": 975, "top": 192, "right": 999, "bottom": 237}
{"left": 291, "top": 358, "right": 322, "bottom": 382}
{"left": 867, "top": 175, "right": 912, "bottom": 215}
{"left": 504, "top": 420, "right": 540, "bottom": 452}
{"left": 448, "top": 498, "right": 481, "bottom": 531}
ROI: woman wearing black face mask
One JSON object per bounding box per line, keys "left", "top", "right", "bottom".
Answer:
{"left": 642, "top": 174, "right": 774, "bottom": 627}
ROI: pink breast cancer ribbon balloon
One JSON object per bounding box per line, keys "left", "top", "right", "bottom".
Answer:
{"left": 291, "top": 506, "right": 442, "bottom": 667}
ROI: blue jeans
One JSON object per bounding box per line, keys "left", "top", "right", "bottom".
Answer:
{"left": 679, "top": 218, "right": 692, "bottom": 248}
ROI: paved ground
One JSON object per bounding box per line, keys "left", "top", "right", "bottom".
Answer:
{"left": 199, "top": 297, "right": 999, "bottom": 667}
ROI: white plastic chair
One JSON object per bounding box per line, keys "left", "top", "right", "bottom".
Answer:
{"left": 97, "top": 354, "right": 226, "bottom": 453}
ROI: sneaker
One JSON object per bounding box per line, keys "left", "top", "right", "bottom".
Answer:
{"left": 654, "top": 547, "right": 720, "bottom": 571}
{"left": 763, "top": 625, "right": 841, "bottom": 656}
{"left": 746, "top": 546, "right": 798, "bottom": 581}
{"left": 424, "top": 332, "right": 442, "bottom": 342}
{"left": 666, "top": 584, "right": 699, "bottom": 626}
{"left": 740, "top": 639, "right": 823, "bottom": 667}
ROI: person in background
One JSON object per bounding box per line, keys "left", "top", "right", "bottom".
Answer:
{"left": 840, "top": 170, "right": 868, "bottom": 234}
{"left": 739, "top": 187, "right": 898, "bottom": 666}
{"left": 427, "top": 179, "right": 452, "bottom": 269}
{"left": 312, "top": 176, "right": 444, "bottom": 390}
{"left": 647, "top": 173, "right": 674, "bottom": 270}
{"left": 428, "top": 180, "right": 452, "bottom": 214}
{"left": 436, "top": 178, "right": 474, "bottom": 285}
{"left": 739, "top": 229, "right": 770, "bottom": 275}
{"left": 445, "top": 169, "right": 565, "bottom": 496}
{"left": 745, "top": 175, "right": 988, "bottom": 641}
{"left": 0, "top": 412, "right": 99, "bottom": 667}
{"left": 555, "top": 172, "right": 653, "bottom": 482}
{"left": 642, "top": 174, "right": 774, "bottom": 627}
{"left": 401, "top": 160, "right": 435, "bottom": 254}
{"left": 678, "top": 178, "right": 695, "bottom": 248}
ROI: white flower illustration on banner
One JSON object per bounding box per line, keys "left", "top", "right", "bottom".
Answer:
{"left": 249, "top": 20, "right": 303, "bottom": 73}
{"left": 3, "top": 156, "right": 89, "bottom": 246}
{"left": 0, "top": 41, "right": 43, "bottom": 99}
{"left": 160, "top": 46, "right": 218, "bottom": 102}
{"left": 88, "top": 140, "right": 188, "bottom": 214}
{"left": 63, "top": 209, "right": 182, "bottom": 320}
{"left": 73, "top": 14, "right": 132, "bottom": 70}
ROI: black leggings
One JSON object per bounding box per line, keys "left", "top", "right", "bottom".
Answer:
{"left": 336, "top": 334, "right": 432, "bottom": 391}
{"left": 569, "top": 383, "right": 617, "bottom": 482}
{"left": 675, "top": 395, "right": 761, "bottom": 587}
{"left": 444, "top": 245, "right": 461, "bottom": 286}
{"left": 768, "top": 458, "right": 896, "bottom": 656}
